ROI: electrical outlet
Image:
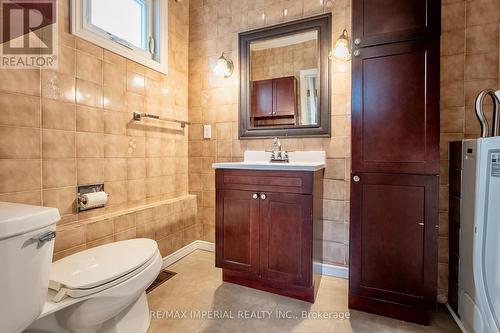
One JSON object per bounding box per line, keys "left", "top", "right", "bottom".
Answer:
{"left": 203, "top": 124, "right": 212, "bottom": 139}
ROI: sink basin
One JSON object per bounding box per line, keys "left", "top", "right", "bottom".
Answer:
{"left": 212, "top": 151, "right": 326, "bottom": 171}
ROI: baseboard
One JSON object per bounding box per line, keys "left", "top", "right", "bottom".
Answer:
{"left": 162, "top": 240, "right": 215, "bottom": 268}
{"left": 314, "top": 262, "right": 349, "bottom": 279}
{"left": 445, "top": 303, "right": 469, "bottom": 333}
{"left": 162, "top": 241, "right": 349, "bottom": 280}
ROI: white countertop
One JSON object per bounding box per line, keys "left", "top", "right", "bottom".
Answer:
{"left": 212, "top": 151, "right": 326, "bottom": 172}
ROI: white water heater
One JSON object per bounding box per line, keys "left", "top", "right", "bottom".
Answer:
{"left": 459, "top": 137, "right": 500, "bottom": 333}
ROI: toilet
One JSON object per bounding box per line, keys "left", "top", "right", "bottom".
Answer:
{"left": 0, "top": 202, "right": 162, "bottom": 333}
{"left": 0, "top": 202, "right": 60, "bottom": 333}
{"left": 26, "top": 238, "right": 163, "bottom": 333}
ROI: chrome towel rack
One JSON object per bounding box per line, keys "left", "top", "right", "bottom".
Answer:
{"left": 132, "top": 112, "right": 189, "bottom": 128}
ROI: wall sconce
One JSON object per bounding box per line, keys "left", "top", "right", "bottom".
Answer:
{"left": 213, "top": 52, "right": 234, "bottom": 78}
{"left": 330, "top": 29, "right": 351, "bottom": 62}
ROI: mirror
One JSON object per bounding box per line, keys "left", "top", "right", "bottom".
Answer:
{"left": 239, "top": 14, "right": 331, "bottom": 138}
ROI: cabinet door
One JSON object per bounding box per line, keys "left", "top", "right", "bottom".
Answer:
{"left": 259, "top": 192, "right": 312, "bottom": 286}
{"left": 352, "top": 0, "right": 440, "bottom": 47}
{"left": 273, "top": 77, "right": 296, "bottom": 117}
{"left": 252, "top": 80, "right": 273, "bottom": 118}
{"left": 351, "top": 40, "right": 439, "bottom": 175}
{"left": 349, "top": 173, "right": 438, "bottom": 308}
{"left": 216, "top": 189, "right": 260, "bottom": 274}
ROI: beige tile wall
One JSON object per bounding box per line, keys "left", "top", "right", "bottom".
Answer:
{"left": 0, "top": 0, "right": 195, "bottom": 256}
{"left": 439, "top": 0, "right": 500, "bottom": 302}
{"left": 187, "top": 0, "right": 352, "bottom": 269}
{"left": 251, "top": 39, "right": 318, "bottom": 81}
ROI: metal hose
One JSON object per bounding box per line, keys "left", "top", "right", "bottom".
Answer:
{"left": 475, "top": 89, "right": 500, "bottom": 137}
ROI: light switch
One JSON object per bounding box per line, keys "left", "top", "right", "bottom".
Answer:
{"left": 203, "top": 124, "right": 212, "bottom": 139}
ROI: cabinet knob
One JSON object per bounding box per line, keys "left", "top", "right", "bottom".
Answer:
{"left": 354, "top": 38, "right": 361, "bottom": 45}
{"left": 353, "top": 50, "right": 360, "bottom": 57}
{"left": 260, "top": 193, "right": 267, "bottom": 200}
{"left": 252, "top": 193, "right": 259, "bottom": 199}
{"left": 353, "top": 175, "right": 360, "bottom": 182}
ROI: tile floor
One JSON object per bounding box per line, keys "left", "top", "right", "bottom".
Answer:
{"left": 147, "top": 250, "right": 461, "bottom": 333}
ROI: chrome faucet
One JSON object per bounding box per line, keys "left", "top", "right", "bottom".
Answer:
{"left": 272, "top": 137, "right": 281, "bottom": 151}
{"left": 269, "top": 137, "right": 289, "bottom": 163}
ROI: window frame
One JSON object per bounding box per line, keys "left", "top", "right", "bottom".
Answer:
{"left": 71, "top": 0, "right": 168, "bottom": 74}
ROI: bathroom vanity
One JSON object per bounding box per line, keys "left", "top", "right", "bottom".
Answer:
{"left": 213, "top": 151, "right": 325, "bottom": 302}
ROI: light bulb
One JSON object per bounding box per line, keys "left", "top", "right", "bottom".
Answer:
{"left": 213, "top": 53, "right": 234, "bottom": 78}
{"left": 333, "top": 40, "right": 350, "bottom": 60}
{"left": 330, "top": 29, "right": 351, "bottom": 62}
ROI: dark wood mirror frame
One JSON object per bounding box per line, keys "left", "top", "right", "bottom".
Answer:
{"left": 239, "top": 13, "right": 332, "bottom": 139}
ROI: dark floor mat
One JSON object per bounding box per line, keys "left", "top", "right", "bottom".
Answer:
{"left": 146, "top": 269, "right": 177, "bottom": 293}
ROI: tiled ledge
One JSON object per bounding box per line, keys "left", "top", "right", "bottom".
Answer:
{"left": 76, "top": 194, "right": 197, "bottom": 226}
{"left": 53, "top": 195, "right": 199, "bottom": 261}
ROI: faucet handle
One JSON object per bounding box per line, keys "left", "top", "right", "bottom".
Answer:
{"left": 266, "top": 150, "right": 277, "bottom": 160}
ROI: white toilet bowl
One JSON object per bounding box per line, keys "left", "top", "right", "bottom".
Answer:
{"left": 26, "top": 238, "right": 162, "bottom": 333}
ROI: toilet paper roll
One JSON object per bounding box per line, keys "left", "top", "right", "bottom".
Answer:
{"left": 81, "top": 191, "right": 108, "bottom": 209}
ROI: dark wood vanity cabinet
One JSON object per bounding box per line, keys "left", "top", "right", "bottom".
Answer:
{"left": 352, "top": 0, "right": 440, "bottom": 47}
{"left": 216, "top": 189, "right": 260, "bottom": 274}
{"left": 351, "top": 39, "right": 440, "bottom": 175}
{"left": 272, "top": 77, "right": 297, "bottom": 117}
{"left": 350, "top": 0, "right": 440, "bottom": 325}
{"left": 259, "top": 192, "right": 313, "bottom": 286}
{"left": 252, "top": 80, "right": 274, "bottom": 118}
{"left": 215, "top": 169, "right": 323, "bottom": 302}
{"left": 251, "top": 77, "right": 297, "bottom": 119}
{"left": 350, "top": 173, "right": 438, "bottom": 323}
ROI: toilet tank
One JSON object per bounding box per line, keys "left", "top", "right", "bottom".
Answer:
{"left": 0, "top": 202, "right": 60, "bottom": 333}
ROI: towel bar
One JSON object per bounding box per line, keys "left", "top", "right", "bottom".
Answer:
{"left": 132, "top": 112, "right": 189, "bottom": 128}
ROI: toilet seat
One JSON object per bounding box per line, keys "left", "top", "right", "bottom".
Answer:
{"left": 49, "top": 239, "right": 158, "bottom": 302}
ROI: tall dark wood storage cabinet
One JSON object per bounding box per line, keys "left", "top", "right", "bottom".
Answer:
{"left": 350, "top": 0, "right": 441, "bottom": 325}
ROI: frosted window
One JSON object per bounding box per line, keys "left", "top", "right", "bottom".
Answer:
{"left": 90, "top": 0, "right": 147, "bottom": 50}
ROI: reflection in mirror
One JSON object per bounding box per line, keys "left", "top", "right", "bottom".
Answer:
{"left": 299, "top": 68, "right": 318, "bottom": 125}
{"left": 249, "top": 31, "right": 319, "bottom": 128}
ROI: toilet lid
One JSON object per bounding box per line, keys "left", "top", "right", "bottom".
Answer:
{"left": 0, "top": 202, "right": 59, "bottom": 240}
{"left": 49, "top": 238, "right": 158, "bottom": 290}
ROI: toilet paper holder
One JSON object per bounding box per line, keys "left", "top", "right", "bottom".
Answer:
{"left": 77, "top": 184, "right": 106, "bottom": 212}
